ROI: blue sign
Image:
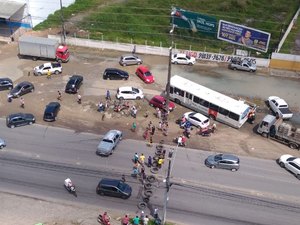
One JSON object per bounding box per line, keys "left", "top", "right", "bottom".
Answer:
{"left": 217, "top": 20, "right": 271, "bottom": 52}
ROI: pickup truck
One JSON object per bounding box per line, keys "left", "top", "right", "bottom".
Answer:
{"left": 228, "top": 59, "right": 256, "bottom": 72}
{"left": 267, "top": 96, "right": 293, "bottom": 120}
{"left": 33, "top": 62, "right": 62, "bottom": 76}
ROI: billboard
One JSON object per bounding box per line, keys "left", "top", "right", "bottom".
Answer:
{"left": 217, "top": 20, "right": 271, "bottom": 52}
{"left": 171, "top": 7, "right": 217, "bottom": 36}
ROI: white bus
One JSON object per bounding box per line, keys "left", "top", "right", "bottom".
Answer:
{"left": 169, "top": 75, "right": 251, "bottom": 128}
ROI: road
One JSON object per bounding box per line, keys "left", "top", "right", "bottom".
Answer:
{"left": 1, "top": 120, "right": 300, "bottom": 225}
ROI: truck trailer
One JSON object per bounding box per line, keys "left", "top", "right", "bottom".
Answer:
{"left": 257, "top": 114, "right": 300, "bottom": 150}
{"left": 18, "top": 36, "right": 70, "bottom": 63}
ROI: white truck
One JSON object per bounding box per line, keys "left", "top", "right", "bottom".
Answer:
{"left": 228, "top": 59, "right": 256, "bottom": 72}
{"left": 257, "top": 115, "right": 300, "bottom": 150}
{"left": 33, "top": 62, "right": 62, "bottom": 76}
{"left": 267, "top": 96, "right": 293, "bottom": 119}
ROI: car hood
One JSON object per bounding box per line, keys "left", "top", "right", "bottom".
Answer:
{"left": 34, "top": 66, "right": 40, "bottom": 71}
{"left": 123, "top": 184, "right": 132, "bottom": 195}
{"left": 97, "top": 141, "right": 114, "bottom": 153}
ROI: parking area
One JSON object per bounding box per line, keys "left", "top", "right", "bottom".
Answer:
{"left": 0, "top": 42, "right": 300, "bottom": 160}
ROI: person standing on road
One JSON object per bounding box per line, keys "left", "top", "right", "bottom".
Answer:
{"left": 47, "top": 70, "right": 51, "bottom": 79}
{"left": 106, "top": 90, "right": 111, "bottom": 101}
{"left": 121, "top": 214, "right": 130, "bottom": 225}
{"left": 20, "top": 97, "right": 25, "bottom": 108}
{"left": 133, "top": 215, "right": 140, "bottom": 225}
{"left": 77, "top": 93, "right": 82, "bottom": 104}
{"left": 139, "top": 153, "right": 145, "bottom": 165}
{"left": 147, "top": 156, "right": 152, "bottom": 168}
{"left": 57, "top": 91, "right": 62, "bottom": 101}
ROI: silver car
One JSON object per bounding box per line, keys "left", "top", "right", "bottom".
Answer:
{"left": 0, "top": 138, "right": 6, "bottom": 149}
{"left": 205, "top": 153, "right": 240, "bottom": 171}
{"left": 96, "top": 130, "right": 122, "bottom": 156}
{"left": 119, "top": 55, "right": 142, "bottom": 66}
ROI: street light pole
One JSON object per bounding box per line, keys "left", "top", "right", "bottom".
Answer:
{"left": 162, "top": 150, "right": 173, "bottom": 225}
{"left": 60, "top": 0, "right": 66, "bottom": 44}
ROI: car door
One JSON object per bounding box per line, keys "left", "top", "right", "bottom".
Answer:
{"left": 218, "top": 160, "right": 230, "bottom": 170}
{"left": 22, "top": 85, "right": 31, "bottom": 94}
{"left": 42, "top": 66, "right": 51, "bottom": 75}
{"left": 189, "top": 115, "right": 200, "bottom": 126}
{"left": 287, "top": 162, "right": 300, "bottom": 175}
{"left": 178, "top": 57, "right": 187, "bottom": 64}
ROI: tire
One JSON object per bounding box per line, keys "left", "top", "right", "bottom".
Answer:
{"left": 138, "top": 202, "right": 147, "bottom": 210}
{"left": 297, "top": 174, "right": 300, "bottom": 180}
{"left": 279, "top": 162, "right": 285, "bottom": 168}
{"left": 136, "top": 96, "right": 141, "bottom": 100}
{"left": 8, "top": 86, "right": 12, "bottom": 90}
{"left": 0, "top": 145, "right": 3, "bottom": 149}
{"left": 174, "top": 99, "right": 180, "bottom": 104}
{"left": 29, "top": 122, "right": 33, "bottom": 125}
{"left": 231, "top": 168, "right": 237, "bottom": 172}
{"left": 57, "top": 59, "right": 62, "bottom": 63}
{"left": 10, "top": 125, "right": 15, "bottom": 128}
{"left": 38, "top": 72, "right": 42, "bottom": 76}
{"left": 137, "top": 62, "right": 141, "bottom": 65}
{"left": 99, "top": 191, "right": 105, "bottom": 196}
{"left": 32, "top": 57, "right": 37, "bottom": 61}
{"left": 250, "top": 70, "right": 254, "bottom": 73}
{"left": 188, "top": 62, "right": 193, "bottom": 66}
{"left": 233, "top": 67, "right": 237, "bottom": 70}
{"left": 123, "top": 63, "right": 127, "bottom": 66}
{"left": 31, "top": 88, "right": 34, "bottom": 92}
{"left": 107, "top": 77, "right": 110, "bottom": 80}
{"left": 175, "top": 61, "right": 178, "bottom": 65}
{"left": 55, "top": 70, "right": 59, "bottom": 75}
{"left": 289, "top": 143, "right": 298, "bottom": 149}
{"left": 210, "top": 165, "right": 215, "bottom": 169}
{"left": 150, "top": 103, "right": 154, "bottom": 107}
{"left": 119, "top": 97, "right": 124, "bottom": 100}
{"left": 262, "top": 133, "right": 268, "bottom": 138}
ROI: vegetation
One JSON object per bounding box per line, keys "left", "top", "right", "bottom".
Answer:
{"left": 35, "top": 0, "right": 300, "bottom": 55}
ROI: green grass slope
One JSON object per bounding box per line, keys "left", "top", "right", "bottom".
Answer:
{"left": 35, "top": 0, "right": 299, "bottom": 55}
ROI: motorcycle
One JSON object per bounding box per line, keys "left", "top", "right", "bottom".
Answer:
{"left": 97, "top": 214, "right": 111, "bottom": 225}
{"left": 64, "top": 178, "right": 77, "bottom": 197}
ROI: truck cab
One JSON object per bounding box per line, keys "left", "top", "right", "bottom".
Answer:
{"left": 257, "top": 115, "right": 277, "bottom": 137}
{"left": 56, "top": 45, "right": 70, "bottom": 63}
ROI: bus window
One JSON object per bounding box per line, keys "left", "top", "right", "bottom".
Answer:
{"left": 199, "top": 99, "right": 209, "bottom": 107}
{"left": 193, "top": 96, "right": 200, "bottom": 104}
{"left": 174, "top": 88, "right": 184, "bottom": 97}
{"left": 170, "top": 86, "right": 174, "bottom": 94}
{"left": 229, "top": 112, "right": 239, "bottom": 121}
{"left": 209, "top": 103, "right": 219, "bottom": 112}
{"left": 218, "top": 107, "right": 229, "bottom": 116}
{"left": 186, "top": 92, "right": 192, "bottom": 100}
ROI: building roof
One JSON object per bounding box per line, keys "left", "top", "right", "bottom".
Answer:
{"left": 0, "top": 1, "right": 25, "bottom": 19}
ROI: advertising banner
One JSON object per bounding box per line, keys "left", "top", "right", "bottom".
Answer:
{"left": 171, "top": 7, "right": 217, "bottom": 36}
{"left": 217, "top": 20, "right": 271, "bottom": 52}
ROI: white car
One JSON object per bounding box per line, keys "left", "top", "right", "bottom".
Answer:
{"left": 278, "top": 154, "right": 300, "bottom": 179}
{"left": 116, "top": 86, "right": 144, "bottom": 100}
{"left": 183, "top": 112, "right": 210, "bottom": 129}
{"left": 267, "top": 96, "right": 293, "bottom": 119}
{"left": 33, "top": 62, "right": 62, "bottom": 76}
{"left": 0, "top": 138, "right": 6, "bottom": 149}
{"left": 171, "top": 53, "right": 196, "bottom": 65}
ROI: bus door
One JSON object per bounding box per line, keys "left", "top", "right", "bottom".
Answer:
{"left": 208, "top": 103, "right": 219, "bottom": 120}
{"left": 185, "top": 92, "right": 193, "bottom": 106}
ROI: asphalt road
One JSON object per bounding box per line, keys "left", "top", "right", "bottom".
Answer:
{"left": 1, "top": 120, "right": 300, "bottom": 225}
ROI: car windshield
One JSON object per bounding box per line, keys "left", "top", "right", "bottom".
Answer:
{"left": 117, "top": 182, "right": 126, "bottom": 191}
{"left": 186, "top": 55, "right": 191, "bottom": 59}
{"left": 132, "top": 87, "right": 139, "bottom": 93}
{"left": 214, "top": 154, "right": 223, "bottom": 161}
{"left": 203, "top": 119, "right": 209, "bottom": 123}
{"left": 39, "top": 65, "right": 44, "bottom": 69}
{"left": 287, "top": 157, "right": 297, "bottom": 161}
{"left": 102, "top": 139, "right": 113, "bottom": 144}
{"left": 144, "top": 71, "right": 152, "bottom": 77}
{"left": 189, "top": 112, "right": 196, "bottom": 117}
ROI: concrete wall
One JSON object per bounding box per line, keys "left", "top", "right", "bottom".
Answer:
{"left": 270, "top": 52, "right": 300, "bottom": 71}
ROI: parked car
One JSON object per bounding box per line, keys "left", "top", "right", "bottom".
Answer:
{"left": 135, "top": 66, "right": 154, "bottom": 83}
{"left": 103, "top": 68, "right": 129, "bottom": 80}
{"left": 171, "top": 53, "right": 196, "bottom": 65}
{"left": 267, "top": 96, "right": 293, "bottom": 119}
{"left": 96, "top": 130, "right": 122, "bottom": 156}
{"left": 278, "top": 154, "right": 300, "bottom": 179}
{"left": 65, "top": 75, "right": 83, "bottom": 94}
{"left": 0, "top": 138, "right": 6, "bottom": 149}
{"left": 7, "top": 81, "right": 34, "bottom": 98}
{"left": 205, "top": 153, "right": 240, "bottom": 171}
{"left": 228, "top": 59, "right": 256, "bottom": 72}
{"left": 116, "top": 86, "right": 144, "bottom": 100}
{"left": 43, "top": 102, "right": 61, "bottom": 122}
{"left": 33, "top": 62, "right": 62, "bottom": 76}
{"left": 149, "top": 95, "right": 175, "bottom": 111}
{"left": 96, "top": 178, "right": 132, "bottom": 199}
{"left": 6, "top": 113, "right": 35, "bottom": 128}
{"left": 0, "top": 78, "right": 13, "bottom": 91}
{"left": 183, "top": 112, "right": 210, "bottom": 129}
{"left": 119, "top": 55, "right": 142, "bottom": 66}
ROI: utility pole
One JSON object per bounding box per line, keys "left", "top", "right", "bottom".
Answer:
{"left": 60, "top": 0, "right": 66, "bottom": 44}
{"left": 162, "top": 150, "right": 173, "bottom": 225}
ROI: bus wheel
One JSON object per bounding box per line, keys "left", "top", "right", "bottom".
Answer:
{"left": 175, "top": 99, "right": 181, "bottom": 104}
{"left": 209, "top": 115, "right": 216, "bottom": 121}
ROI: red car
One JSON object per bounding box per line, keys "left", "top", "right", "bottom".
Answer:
{"left": 149, "top": 95, "right": 175, "bottom": 111}
{"left": 135, "top": 66, "right": 154, "bottom": 84}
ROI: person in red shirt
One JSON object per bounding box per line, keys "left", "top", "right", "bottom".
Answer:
{"left": 121, "top": 214, "right": 130, "bottom": 225}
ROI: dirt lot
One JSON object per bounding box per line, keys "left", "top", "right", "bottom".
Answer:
{"left": 0, "top": 43, "right": 299, "bottom": 160}
{"left": 1, "top": 39, "right": 300, "bottom": 225}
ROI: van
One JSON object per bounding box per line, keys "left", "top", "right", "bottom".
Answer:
{"left": 96, "top": 178, "right": 132, "bottom": 199}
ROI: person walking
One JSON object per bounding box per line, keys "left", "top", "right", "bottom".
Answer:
{"left": 47, "top": 70, "right": 51, "bottom": 79}
{"left": 77, "top": 93, "right": 82, "bottom": 104}
{"left": 131, "top": 122, "right": 137, "bottom": 132}
{"left": 57, "top": 91, "right": 62, "bottom": 101}
{"left": 151, "top": 125, "right": 156, "bottom": 135}
{"left": 20, "top": 97, "right": 25, "bottom": 108}
{"left": 106, "top": 90, "right": 111, "bottom": 101}
{"left": 133, "top": 153, "right": 139, "bottom": 163}
{"left": 121, "top": 174, "right": 126, "bottom": 183}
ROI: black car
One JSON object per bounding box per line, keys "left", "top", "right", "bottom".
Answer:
{"left": 8, "top": 81, "right": 34, "bottom": 98}
{"left": 0, "top": 78, "right": 13, "bottom": 91}
{"left": 43, "top": 102, "right": 61, "bottom": 122}
{"left": 65, "top": 75, "right": 83, "bottom": 94}
{"left": 6, "top": 113, "right": 35, "bottom": 128}
{"left": 103, "top": 68, "right": 129, "bottom": 80}
{"left": 96, "top": 178, "right": 132, "bottom": 199}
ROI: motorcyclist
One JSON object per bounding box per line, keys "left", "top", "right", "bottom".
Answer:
{"left": 64, "top": 178, "right": 74, "bottom": 191}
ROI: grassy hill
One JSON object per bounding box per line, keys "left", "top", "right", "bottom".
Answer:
{"left": 35, "top": 0, "right": 300, "bottom": 56}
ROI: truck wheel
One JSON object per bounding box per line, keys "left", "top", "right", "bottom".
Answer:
{"left": 289, "top": 143, "right": 298, "bottom": 149}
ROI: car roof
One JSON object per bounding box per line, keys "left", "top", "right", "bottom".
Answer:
{"left": 17, "top": 81, "right": 33, "bottom": 86}
{"left": 70, "top": 75, "right": 83, "bottom": 79}
{"left": 153, "top": 95, "right": 165, "bottom": 101}
{"left": 137, "top": 65, "right": 149, "bottom": 72}
{"left": 174, "top": 53, "right": 188, "bottom": 57}
{"left": 119, "top": 86, "right": 135, "bottom": 91}
{"left": 122, "top": 55, "right": 138, "bottom": 58}
{"left": 99, "top": 178, "right": 121, "bottom": 186}
{"left": 190, "top": 112, "right": 208, "bottom": 120}
{"left": 293, "top": 158, "right": 300, "bottom": 165}
{"left": 105, "top": 68, "right": 127, "bottom": 74}
{"left": 220, "top": 154, "right": 239, "bottom": 161}
{"left": 42, "top": 62, "right": 52, "bottom": 67}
